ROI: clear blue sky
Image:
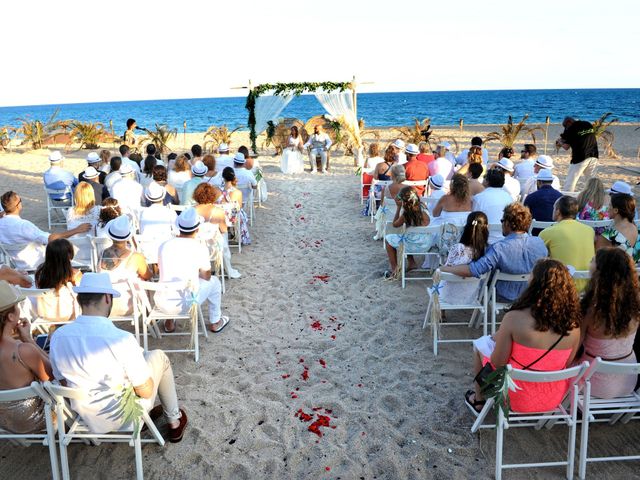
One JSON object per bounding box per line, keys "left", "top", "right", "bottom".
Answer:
{"left": 1, "top": 0, "right": 638, "bottom": 106}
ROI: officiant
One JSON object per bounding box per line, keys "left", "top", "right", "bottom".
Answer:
{"left": 304, "top": 125, "right": 332, "bottom": 174}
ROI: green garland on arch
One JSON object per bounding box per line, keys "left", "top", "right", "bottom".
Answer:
{"left": 245, "top": 81, "right": 352, "bottom": 152}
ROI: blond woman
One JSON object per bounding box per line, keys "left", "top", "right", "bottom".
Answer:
{"left": 65, "top": 182, "right": 100, "bottom": 231}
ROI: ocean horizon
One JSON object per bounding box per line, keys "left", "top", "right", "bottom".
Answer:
{"left": 0, "top": 88, "right": 638, "bottom": 133}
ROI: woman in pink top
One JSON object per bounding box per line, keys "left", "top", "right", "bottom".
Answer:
{"left": 466, "top": 259, "right": 582, "bottom": 413}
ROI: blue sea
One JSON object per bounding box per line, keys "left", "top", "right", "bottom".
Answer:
{"left": 0, "top": 89, "right": 638, "bottom": 133}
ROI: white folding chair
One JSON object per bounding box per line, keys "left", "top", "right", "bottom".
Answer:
{"left": 91, "top": 236, "right": 113, "bottom": 261}
{"left": 133, "top": 233, "right": 168, "bottom": 266}
{"left": 0, "top": 381, "right": 60, "bottom": 480}
{"left": 424, "top": 271, "right": 490, "bottom": 356}
{"left": 44, "top": 381, "right": 165, "bottom": 480}
{"left": 402, "top": 179, "right": 429, "bottom": 193}
{"left": 400, "top": 224, "right": 442, "bottom": 288}
{"left": 0, "top": 241, "right": 45, "bottom": 273}
{"left": 220, "top": 203, "right": 242, "bottom": 254}
{"left": 528, "top": 220, "right": 556, "bottom": 234}
{"left": 577, "top": 219, "right": 614, "bottom": 229}
{"left": 380, "top": 202, "right": 398, "bottom": 247}
{"left": 107, "top": 278, "right": 145, "bottom": 345}
{"left": 560, "top": 190, "right": 579, "bottom": 198}
{"left": 489, "top": 270, "right": 531, "bottom": 334}
{"left": 577, "top": 358, "right": 640, "bottom": 480}
{"left": 472, "top": 362, "right": 589, "bottom": 480}
{"left": 68, "top": 236, "right": 97, "bottom": 272}
{"left": 137, "top": 280, "right": 208, "bottom": 362}
{"left": 487, "top": 223, "right": 504, "bottom": 244}
{"left": 168, "top": 203, "right": 187, "bottom": 214}
{"left": 17, "top": 286, "right": 74, "bottom": 335}
{"left": 237, "top": 183, "right": 255, "bottom": 227}
{"left": 44, "top": 186, "right": 74, "bottom": 230}
{"left": 359, "top": 168, "right": 373, "bottom": 205}
{"left": 368, "top": 179, "right": 392, "bottom": 223}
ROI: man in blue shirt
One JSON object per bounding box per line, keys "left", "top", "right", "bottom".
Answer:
{"left": 442, "top": 202, "right": 548, "bottom": 302}
{"left": 43, "top": 151, "right": 77, "bottom": 203}
{"left": 523, "top": 169, "right": 563, "bottom": 235}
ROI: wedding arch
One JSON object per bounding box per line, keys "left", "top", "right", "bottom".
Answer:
{"left": 244, "top": 78, "right": 364, "bottom": 161}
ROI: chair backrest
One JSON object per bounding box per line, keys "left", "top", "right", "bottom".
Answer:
{"left": 405, "top": 224, "right": 442, "bottom": 236}
{"left": 528, "top": 220, "right": 556, "bottom": 234}
{"left": 493, "top": 270, "right": 531, "bottom": 283}
{"left": 236, "top": 183, "right": 254, "bottom": 206}
{"left": 137, "top": 279, "right": 190, "bottom": 313}
{"left": 44, "top": 381, "right": 89, "bottom": 402}
{"left": 371, "top": 179, "right": 393, "bottom": 189}
{"left": 402, "top": 180, "right": 429, "bottom": 187}
{"left": 571, "top": 269, "right": 591, "bottom": 281}
{"left": 559, "top": 190, "right": 579, "bottom": 198}
{"left": 0, "top": 381, "right": 47, "bottom": 403}
{"left": 0, "top": 242, "right": 44, "bottom": 271}
{"left": 438, "top": 270, "right": 490, "bottom": 285}
{"left": 577, "top": 219, "right": 614, "bottom": 229}
{"left": 68, "top": 236, "right": 97, "bottom": 271}
{"left": 507, "top": 361, "right": 588, "bottom": 384}
{"left": 44, "top": 186, "right": 74, "bottom": 206}
{"left": 583, "top": 357, "right": 640, "bottom": 381}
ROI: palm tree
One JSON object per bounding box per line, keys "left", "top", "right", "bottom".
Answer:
{"left": 0, "top": 126, "right": 12, "bottom": 151}
{"left": 484, "top": 114, "right": 543, "bottom": 148}
{"left": 142, "top": 124, "right": 177, "bottom": 154}
{"left": 65, "top": 121, "right": 108, "bottom": 149}
{"left": 13, "top": 108, "right": 65, "bottom": 150}
{"left": 395, "top": 118, "right": 432, "bottom": 145}
{"left": 203, "top": 125, "right": 241, "bottom": 152}
{"left": 592, "top": 112, "right": 619, "bottom": 159}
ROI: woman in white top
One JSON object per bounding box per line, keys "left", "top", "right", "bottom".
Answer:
{"left": 66, "top": 182, "right": 100, "bottom": 231}
{"left": 366, "top": 143, "right": 384, "bottom": 170}
{"left": 140, "top": 156, "right": 157, "bottom": 188}
{"left": 431, "top": 173, "right": 472, "bottom": 225}
{"left": 168, "top": 154, "right": 192, "bottom": 190}
{"left": 280, "top": 126, "right": 304, "bottom": 174}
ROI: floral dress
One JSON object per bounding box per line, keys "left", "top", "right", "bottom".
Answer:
{"left": 220, "top": 188, "right": 250, "bottom": 245}
{"left": 578, "top": 201, "right": 610, "bottom": 235}
{"left": 439, "top": 244, "right": 480, "bottom": 305}
{"left": 601, "top": 225, "right": 640, "bottom": 263}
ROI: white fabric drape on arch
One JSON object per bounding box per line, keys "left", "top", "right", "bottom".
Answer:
{"left": 254, "top": 93, "right": 294, "bottom": 135}
{"left": 314, "top": 89, "right": 364, "bottom": 165}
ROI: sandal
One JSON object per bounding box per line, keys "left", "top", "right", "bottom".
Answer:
{"left": 163, "top": 319, "right": 176, "bottom": 333}
{"left": 383, "top": 270, "right": 393, "bottom": 279}
{"left": 209, "top": 316, "right": 230, "bottom": 333}
{"left": 464, "top": 390, "right": 486, "bottom": 416}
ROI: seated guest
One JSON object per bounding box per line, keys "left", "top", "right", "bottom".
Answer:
{"left": 95, "top": 198, "right": 121, "bottom": 238}
{"left": 577, "top": 248, "right": 640, "bottom": 398}
{"left": 104, "top": 156, "right": 123, "bottom": 194}
{"left": 521, "top": 155, "right": 560, "bottom": 199}
{"left": 539, "top": 196, "right": 595, "bottom": 291}
{"left": 156, "top": 208, "right": 228, "bottom": 333}
{"left": 79, "top": 152, "right": 107, "bottom": 184}
{"left": 99, "top": 216, "right": 152, "bottom": 316}
{"left": 472, "top": 169, "right": 513, "bottom": 241}
{"left": 597, "top": 193, "right": 640, "bottom": 262}
{"left": 432, "top": 173, "right": 472, "bottom": 225}
{"left": 233, "top": 153, "right": 258, "bottom": 190}
{"left": 145, "top": 143, "right": 164, "bottom": 167}
{"left": 150, "top": 165, "right": 179, "bottom": 206}
{"left": 513, "top": 144, "right": 537, "bottom": 192}
{"left": 608, "top": 180, "right": 633, "bottom": 196}
{"left": 391, "top": 139, "right": 406, "bottom": 165}
{"left": 442, "top": 202, "right": 548, "bottom": 302}
{"left": 0, "top": 281, "right": 53, "bottom": 433}
{"left": 168, "top": 154, "right": 192, "bottom": 190}
{"left": 465, "top": 259, "right": 581, "bottom": 413}
{"left": 190, "top": 144, "right": 203, "bottom": 165}
{"left": 140, "top": 155, "right": 157, "bottom": 188}
{"left": 66, "top": 181, "right": 101, "bottom": 232}
{"left": 373, "top": 165, "right": 406, "bottom": 241}
{"left": 181, "top": 161, "right": 208, "bottom": 206}
{"left": 372, "top": 146, "right": 395, "bottom": 188}
{"left": 365, "top": 143, "right": 384, "bottom": 170}
{"left": 466, "top": 162, "right": 485, "bottom": 196}
{"left": 202, "top": 154, "right": 222, "bottom": 188}
{"left": 34, "top": 239, "right": 82, "bottom": 323}
{"left": 43, "top": 151, "right": 77, "bottom": 203}
{"left": 384, "top": 186, "right": 431, "bottom": 278}
{"left": 98, "top": 149, "right": 111, "bottom": 174}
{"left": 523, "top": 169, "right": 563, "bottom": 234}
{"left": 119, "top": 144, "right": 141, "bottom": 181}
{"left": 0, "top": 191, "right": 91, "bottom": 270}
{"left": 140, "top": 183, "right": 177, "bottom": 237}
{"left": 440, "top": 211, "right": 489, "bottom": 305}
{"left": 456, "top": 146, "right": 483, "bottom": 176}
{"left": 424, "top": 174, "right": 446, "bottom": 213}
{"left": 80, "top": 167, "right": 109, "bottom": 205}
{"left": 220, "top": 167, "right": 250, "bottom": 246}
{"left": 111, "top": 164, "right": 143, "bottom": 214}
{"left": 50, "top": 273, "right": 188, "bottom": 441}
{"left": 456, "top": 136, "right": 489, "bottom": 166}
{"left": 437, "top": 141, "right": 456, "bottom": 166}
{"left": 494, "top": 158, "right": 520, "bottom": 200}
{"left": 416, "top": 141, "right": 434, "bottom": 165}
{"left": 404, "top": 143, "right": 429, "bottom": 196}
{"left": 216, "top": 143, "right": 234, "bottom": 170}
{"left": 577, "top": 177, "right": 610, "bottom": 234}
{"left": 497, "top": 146, "right": 514, "bottom": 160}
{"left": 428, "top": 145, "right": 453, "bottom": 179}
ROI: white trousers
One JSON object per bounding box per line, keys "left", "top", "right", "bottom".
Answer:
{"left": 563, "top": 157, "right": 598, "bottom": 192}
{"left": 308, "top": 149, "right": 327, "bottom": 171}
{"left": 154, "top": 277, "right": 222, "bottom": 324}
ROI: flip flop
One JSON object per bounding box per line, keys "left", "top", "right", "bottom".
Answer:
{"left": 209, "top": 316, "right": 230, "bottom": 333}
{"left": 163, "top": 319, "right": 176, "bottom": 333}
{"left": 464, "top": 389, "right": 486, "bottom": 417}
{"left": 383, "top": 270, "right": 393, "bottom": 279}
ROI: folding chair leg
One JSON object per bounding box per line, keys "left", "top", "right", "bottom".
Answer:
{"left": 401, "top": 253, "right": 406, "bottom": 289}
{"left": 58, "top": 412, "right": 71, "bottom": 480}
{"left": 495, "top": 410, "right": 505, "bottom": 480}
{"left": 567, "top": 386, "right": 578, "bottom": 480}
{"left": 45, "top": 409, "right": 61, "bottom": 480}
{"left": 578, "top": 386, "right": 590, "bottom": 480}
{"left": 134, "top": 434, "right": 144, "bottom": 480}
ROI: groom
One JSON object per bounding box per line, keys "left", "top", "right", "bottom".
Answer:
{"left": 304, "top": 125, "right": 332, "bottom": 174}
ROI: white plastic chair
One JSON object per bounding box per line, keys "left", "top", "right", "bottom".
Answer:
{"left": 368, "top": 179, "right": 392, "bottom": 223}
{"left": 0, "top": 242, "right": 46, "bottom": 273}
{"left": 237, "top": 183, "right": 255, "bottom": 227}
{"left": 577, "top": 219, "right": 614, "bottom": 229}
{"left": 527, "top": 220, "right": 556, "bottom": 234}
{"left": 107, "top": 278, "right": 144, "bottom": 345}
{"left": 402, "top": 179, "right": 429, "bottom": 193}
{"left": 489, "top": 270, "right": 531, "bottom": 334}
{"left": 560, "top": 190, "right": 579, "bottom": 198}
{"left": 487, "top": 223, "right": 505, "bottom": 244}
{"left": 471, "top": 362, "right": 589, "bottom": 480}
{"left": 137, "top": 280, "right": 208, "bottom": 362}
{"left": 0, "top": 381, "right": 60, "bottom": 480}
{"left": 577, "top": 358, "right": 640, "bottom": 480}
{"left": 17, "top": 286, "right": 77, "bottom": 335}
{"left": 400, "top": 224, "right": 442, "bottom": 288}
{"left": 359, "top": 168, "right": 373, "bottom": 205}
{"left": 44, "top": 381, "right": 165, "bottom": 480}
{"left": 68, "top": 236, "right": 97, "bottom": 272}
{"left": 424, "top": 271, "right": 490, "bottom": 356}
{"left": 380, "top": 202, "right": 398, "bottom": 248}
{"left": 44, "top": 186, "right": 74, "bottom": 230}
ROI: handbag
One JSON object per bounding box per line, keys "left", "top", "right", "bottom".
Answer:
{"left": 474, "top": 334, "right": 565, "bottom": 390}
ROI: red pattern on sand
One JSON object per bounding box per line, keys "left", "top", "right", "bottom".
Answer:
{"left": 308, "top": 415, "right": 332, "bottom": 437}
{"left": 319, "top": 359, "right": 326, "bottom": 368}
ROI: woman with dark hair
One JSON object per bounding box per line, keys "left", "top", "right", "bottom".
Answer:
{"left": 280, "top": 126, "right": 304, "bottom": 174}
{"left": 577, "top": 248, "right": 640, "bottom": 398}
{"left": 440, "top": 212, "right": 489, "bottom": 304}
{"left": 220, "top": 167, "right": 250, "bottom": 245}
{"left": 151, "top": 165, "right": 180, "bottom": 205}
{"left": 431, "top": 173, "right": 473, "bottom": 224}
{"left": 34, "top": 239, "right": 81, "bottom": 322}
{"left": 597, "top": 193, "right": 640, "bottom": 261}
{"left": 140, "top": 155, "right": 157, "bottom": 188}
{"left": 383, "top": 186, "right": 431, "bottom": 277}
{"left": 466, "top": 259, "right": 581, "bottom": 413}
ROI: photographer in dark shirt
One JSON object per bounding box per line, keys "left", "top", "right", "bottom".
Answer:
{"left": 556, "top": 117, "right": 599, "bottom": 192}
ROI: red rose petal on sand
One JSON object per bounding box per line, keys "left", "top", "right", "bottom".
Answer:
{"left": 308, "top": 415, "right": 332, "bottom": 437}
{"left": 325, "top": 467, "right": 331, "bottom": 471}
{"left": 319, "top": 359, "right": 326, "bottom": 368}
{"left": 301, "top": 367, "right": 309, "bottom": 381}
{"left": 281, "top": 374, "right": 290, "bottom": 379}
{"left": 311, "top": 320, "right": 323, "bottom": 331}
{"left": 294, "top": 203, "right": 302, "bottom": 208}
{"left": 357, "top": 383, "right": 363, "bottom": 388}
{"left": 330, "top": 335, "right": 336, "bottom": 340}
{"left": 295, "top": 409, "right": 314, "bottom": 422}
{"left": 299, "top": 358, "right": 305, "bottom": 363}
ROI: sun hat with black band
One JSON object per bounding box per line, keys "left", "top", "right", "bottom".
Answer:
{"left": 496, "top": 158, "right": 515, "bottom": 173}
{"left": 0, "top": 280, "right": 26, "bottom": 312}
{"left": 218, "top": 143, "right": 230, "bottom": 153}
{"left": 176, "top": 207, "right": 202, "bottom": 233}
{"left": 429, "top": 174, "right": 444, "bottom": 190}
{"left": 392, "top": 139, "right": 405, "bottom": 150}
{"left": 233, "top": 152, "right": 246, "bottom": 165}
{"left": 83, "top": 166, "right": 100, "bottom": 180}
{"left": 49, "top": 151, "right": 64, "bottom": 163}
{"left": 536, "top": 168, "right": 554, "bottom": 182}
{"left": 607, "top": 180, "right": 632, "bottom": 195}
{"left": 535, "top": 155, "right": 554, "bottom": 169}
{"left": 72, "top": 272, "right": 121, "bottom": 297}
{"left": 119, "top": 164, "right": 134, "bottom": 176}
{"left": 191, "top": 161, "right": 207, "bottom": 176}
{"left": 106, "top": 215, "right": 133, "bottom": 242}
{"left": 86, "top": 152, "right": 101, "bottom": 164}
{"left": 405, "top": 143, "right": 419, "bottom": 156}
{"left": 145, "top": 182, "right": 166, "bottom": 203}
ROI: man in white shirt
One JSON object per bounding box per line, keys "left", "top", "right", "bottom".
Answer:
{"left": 513, "top": 144, "right": 537, "bottom": 193}
{"left": 494, "top": 158, "right": 520, "bottom": 201}
{"left": 456, "top": 136, "right": 489, "bottom": 166}
{"left": 104, "top": 156, "right": 123, "bottom": 194}
{"left": 138, "top": 183, "right": 177, "bottom": 264}
{"left": 430, "top": 147, "right": 453, "bottom": 180}
{"left": 233, "top": 153, "right": 258, "bottom": 189}
{"left": 79, "top": 152, "right": 107, "bottom": 184}
{"left": 472, "top": 169, "right": 513, "bottom": 242}
{"left": 391, "top": 139, "right": 407, "bottom": 165}
{"left": 521, "top": 155, "right": 561, "bottom": 200}
{"left": 118, "top": 144, "right": 142, "bottom": 182}
{"left": 0, "top": 191, "right": 91, "bottom": 269}
{"left": 111, "top": 164, "right": 143, "bottom": 215}
{"left": 43, "top": 151, "right": 78, "bottom": 203}
{"left": 304, "top": 125, "right": 332, "bottom": 173}
{"left": 156, "top": 208, "right": 228, "bottom": 333}
{"left": 50, "top": 273, "right": 188, "bottom": 441}
{"left": 216, "top": 143, "right": 234, "bottom": 170}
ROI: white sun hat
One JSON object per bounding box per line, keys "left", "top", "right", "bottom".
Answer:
{"left": 405, "top": 144, "right": 419, "bottom": 156}
{"left": 145, "top": 182, "right": 166, "bottom": 202}
{"left": 191, "top": 161, "right": 207, "bottom": 176}
{"left": 536, "top": 169, "right": 554, "bottom": 182}
{"left": 177, "top": 207, "right": 202, "bottom": 233}
{"left": 233, "top": 153, "right": 246, "bottom": 164}
{"left": 607, "top": 180, "right": 633, "bottom": 195}
{"left": 497, "top": 158, "right": 515, "bottom": 173}
{"left": 218, "top": 143, "right": 229, "bottom": 152}
{"left": 72, "top": 272, "right": 121, "bottom": 297}
{"left": 429, "top": 174, "right": 445, "bottom": 190}
{"left": 392, "top": 139, "right": 405, "bottom": 150}
{"left": 83, "top": 166, "right": 100, "bottom": 179}
{"left": 106, "top": 215, "right": 133, "bottom": 242}
{"left": 119, "top": 164, "right": 134, "bottom": 175}
{"left": 86, "top": 152, "right": 101, "bottom": 164}
{"left": 535, "top": 155, "right": 555, "bottom": 169}
{"left": 49, "top": 151, "right": 64, "bottom": 163}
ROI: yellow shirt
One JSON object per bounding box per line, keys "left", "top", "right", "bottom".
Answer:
{"left": 539, "top": 219, "right": 595, "bottom": 291}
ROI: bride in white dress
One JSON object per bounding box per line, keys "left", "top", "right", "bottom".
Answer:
{"left": 280, "top": 126, "right": 304, "bottom": 174}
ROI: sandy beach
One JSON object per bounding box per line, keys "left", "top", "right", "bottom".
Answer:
{"left": 2, "top": 125, "right": 640, "bottom": 479}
